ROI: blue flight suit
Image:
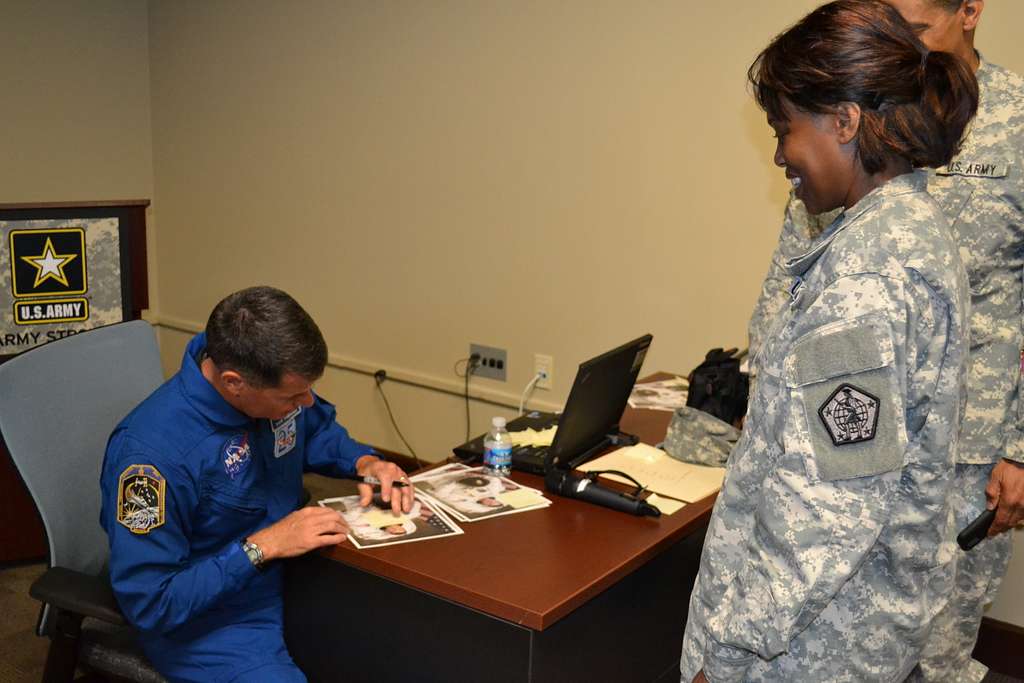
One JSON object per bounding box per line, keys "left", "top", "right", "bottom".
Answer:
{"left": 99, "top": 333, "right": 372, "bottom": 682}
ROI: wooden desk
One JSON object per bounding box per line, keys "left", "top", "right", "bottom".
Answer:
{"left": 284, "top": 398, "right": 715, "bottom": 683}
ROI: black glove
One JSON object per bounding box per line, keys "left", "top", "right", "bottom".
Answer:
{"left": 686, "top": 348, "right": 749, "bottom": 426}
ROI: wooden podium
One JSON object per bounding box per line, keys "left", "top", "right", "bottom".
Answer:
{"left": 0, "top": 200, "right": 149, "bottom": 564}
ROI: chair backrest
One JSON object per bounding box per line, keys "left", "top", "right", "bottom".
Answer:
{"left": 0, "top": 320, "right": 163, "bottom": 576}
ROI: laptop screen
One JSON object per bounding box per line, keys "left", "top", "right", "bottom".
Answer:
{"left": 548, "top": 334, "right": 652, "bottom": 470}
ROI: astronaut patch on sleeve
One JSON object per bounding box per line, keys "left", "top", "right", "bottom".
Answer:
{"left": 116, "top": 464, "right": 166, "bottom": 534}
{"left": 818, "top": 384, "right": 879, "bottom": 446}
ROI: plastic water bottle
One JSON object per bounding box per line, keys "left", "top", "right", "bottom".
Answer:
{"left": 483, "top": 416, "right": 512, "bottom": 476}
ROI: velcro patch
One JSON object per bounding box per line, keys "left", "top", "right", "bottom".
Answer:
{"left": 935, "top": 160, "right": 1008, "bottom": 179}
{"left": 818, "top": 384, "right": 879, "bottom": 446}
{"left": 117, "top": 464, "right": 165, "bottom": 534}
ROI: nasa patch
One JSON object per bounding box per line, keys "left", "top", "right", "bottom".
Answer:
{"left": 818, "top": 384, "right": 880, "bottom": 446}
{"left": 223, "top": 433, "right": 252, "bottom": 479}
{"left": 117, "top": 464, "right": 165, "bottom": 534}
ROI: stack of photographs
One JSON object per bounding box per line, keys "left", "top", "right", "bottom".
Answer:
{"left": 318, "top": 494, "right": 464, "bottom": 549}
{"left": 411, "top": 463, "right": 550, "bottom": 523}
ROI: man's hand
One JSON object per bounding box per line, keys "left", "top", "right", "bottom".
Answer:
{"left": 355, "top": 455, "right": 415, "bottom": 515}
{"left": 247, "top": 507, "right": 350, "bottom": 561}
{"left": 692, "top": 670, "right": 709, "bottom": 683}
{"left": 985, "top": 458, "right": 1024, "bottom": 536}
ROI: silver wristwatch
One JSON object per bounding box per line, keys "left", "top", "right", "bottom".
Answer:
{"left": 241, "top": 539, "right": 265, "bottom": 570}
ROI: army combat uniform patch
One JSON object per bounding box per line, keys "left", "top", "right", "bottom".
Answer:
{"left": 790, "top": 315, "right": 907, "bottom": 482}
{"left": 818, "top": 384, "right": 880, "bottom": 446}
{"left": 117, "top": 464, "right": 166, "bottom": 534}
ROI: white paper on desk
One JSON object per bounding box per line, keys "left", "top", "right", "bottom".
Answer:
{"left": 577, "top": 442, "right": 725, "bottom": 503}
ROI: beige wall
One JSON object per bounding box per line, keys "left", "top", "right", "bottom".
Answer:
{"left": 3, "top": 0, "right": 1023, "bottom": 628}
{"left": 0, "top": 0, "right": 158, "bottom": 311}
{"left": 0, "top": 0, "right": 153, "bottom": 202}
{"left": 146, "top": 0, "right": 823, "bottom": 453}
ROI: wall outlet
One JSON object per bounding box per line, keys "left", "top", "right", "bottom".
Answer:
{"left": 469, "top": 343, "right": 507, "bottom": 381}
{"left": 533, "top": 353, "right": 553, "bottom": 390}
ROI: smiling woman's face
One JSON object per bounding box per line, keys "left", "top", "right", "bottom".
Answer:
{"left": 769, "top": 104, "right": 854, "bottom": 216}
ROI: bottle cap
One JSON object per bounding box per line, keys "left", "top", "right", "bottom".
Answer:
{"left": 492, "top": 416, "right": 506, "bottom": 428}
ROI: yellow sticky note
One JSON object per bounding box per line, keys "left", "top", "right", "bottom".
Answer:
{"left": 647, "top": 493, "right": 685, "bottom": 516}
{"left": 497, "top": 488, "right": 548, "bottom": 509}
{"left": 362, "top": 509, "right": 413, "bottom": 528}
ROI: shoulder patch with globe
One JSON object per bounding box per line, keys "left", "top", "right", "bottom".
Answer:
{"left": 817, "top": 383, "right": 880, "bottom": 446}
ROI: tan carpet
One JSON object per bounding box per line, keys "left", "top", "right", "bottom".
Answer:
{"left": 0, "top": 562, "right": 48, "bottom": 683}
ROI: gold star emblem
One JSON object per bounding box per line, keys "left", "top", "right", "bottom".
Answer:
{"left": 20, "top": 237, "right": 78, "bottom": 288}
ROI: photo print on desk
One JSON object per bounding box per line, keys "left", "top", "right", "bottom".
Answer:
{"left": 319, "top": 494, "right": 463, "bottom": 549}
{"left": 411, "top": 463, "right": 550, "bottom": 523}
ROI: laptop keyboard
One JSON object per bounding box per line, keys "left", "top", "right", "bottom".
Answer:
{"left": 512, "top": 445, "right": 549, "bottom": 461}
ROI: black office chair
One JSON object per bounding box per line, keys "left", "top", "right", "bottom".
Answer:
{"left": 0, "top": 321, "right": 166, "bottom": 683}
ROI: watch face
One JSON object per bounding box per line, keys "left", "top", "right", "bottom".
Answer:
{"left": 243, "top": 542, "right": 262, "bottom": 566}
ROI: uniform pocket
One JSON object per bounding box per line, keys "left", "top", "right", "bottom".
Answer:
{"left": 205, "top": 482, "right": 267, "bottom": 516}
{"left": 788, "top": 316, "right": 907, "bottom": 482}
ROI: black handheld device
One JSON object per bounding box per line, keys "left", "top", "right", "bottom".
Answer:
{"left": 544, "top": 468, "right": 661, "bottom": 517}
{"left": 956, "top": 508, "right": 996, "bottom": 551}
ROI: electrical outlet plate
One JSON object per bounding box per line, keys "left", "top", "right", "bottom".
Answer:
{"left": 470, "top": 343, "right": 507, "bottom": 381}
{"left": 533, "top": 353, "right": 553, "bottom": 390}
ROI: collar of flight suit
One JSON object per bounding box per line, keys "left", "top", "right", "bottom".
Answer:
{"left": 179, "top": 332, "right": 253, "bottom": 428}
{"left": 783, "top": 170, "right": 929, "bottom": 278}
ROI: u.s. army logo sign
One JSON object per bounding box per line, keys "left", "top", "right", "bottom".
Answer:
{"left": 818, "top": 384, "right": 880, "bottom": 446}
{"left": 9, "top": 228, "right": 89, "bottom": 326}
{"left": 10, "top": 229, "right": 87, "bottom": 297}
{"left": 117, "top": 464, "right": 166, "bottom": 534}
{"left": 2, "top": 216, "right": 123, "bottom": 353}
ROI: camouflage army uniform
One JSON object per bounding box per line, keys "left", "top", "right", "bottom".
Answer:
{"left": 745, "top": 58, "right": 1022, "bottom": 683}
{"left": 681, "top": 171, "right": 970, "bottom": 682}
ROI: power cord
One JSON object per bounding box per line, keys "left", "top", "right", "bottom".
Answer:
{"left": 373, "top": 370, "right": 422, "bottom": 470}
{"left": 518, "top": 371, "right": 546, "bottom": 415}
{"left": 454, "top": 354, "right": 481, "bottom": 441}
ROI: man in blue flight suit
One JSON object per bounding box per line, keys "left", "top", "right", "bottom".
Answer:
{"left": 100, "top": 286, "right": 414, "bottom": 682}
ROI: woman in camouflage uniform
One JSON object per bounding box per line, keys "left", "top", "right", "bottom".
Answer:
{"left": 682, "top": 2, "right": 978, "bottom": 681}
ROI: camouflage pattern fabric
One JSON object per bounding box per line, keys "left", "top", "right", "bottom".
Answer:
{"left": 0, "top": 217, "right": 124, "bottom": 354}
{"left": 681, "top": 172, "right": 970, "bottom": 682}
{"left": 928, "top": 61, "right": 1024, "bottom": 467}
{"left": 911, "top": 465, "right": 1013, "bottom": 683}
{"left": 747, "top": 201, "right": 838, "bottom": 361}
{"left": 743, "top": 57, "right": 1023, "bottom": 683}
{"left": 661, "top": 406, "right": 739, "bottom": 467}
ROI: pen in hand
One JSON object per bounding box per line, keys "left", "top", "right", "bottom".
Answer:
{"left": 347, "top": 474, "right": 411, "bottom": 488}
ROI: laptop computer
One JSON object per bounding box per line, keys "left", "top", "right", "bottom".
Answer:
{"left": 451, "top": 334, "right": 653, "bottom": 474}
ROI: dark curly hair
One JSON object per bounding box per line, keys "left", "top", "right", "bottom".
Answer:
{"left": 205, "top": 286, "right": 327, "bottom": 387}
{"left": 749, "top": 0, "right": 978, "bottom": 174}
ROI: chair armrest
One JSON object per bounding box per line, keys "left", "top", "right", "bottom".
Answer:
{"left": 30, "top": 566, "right": 126, "bottom": 626}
